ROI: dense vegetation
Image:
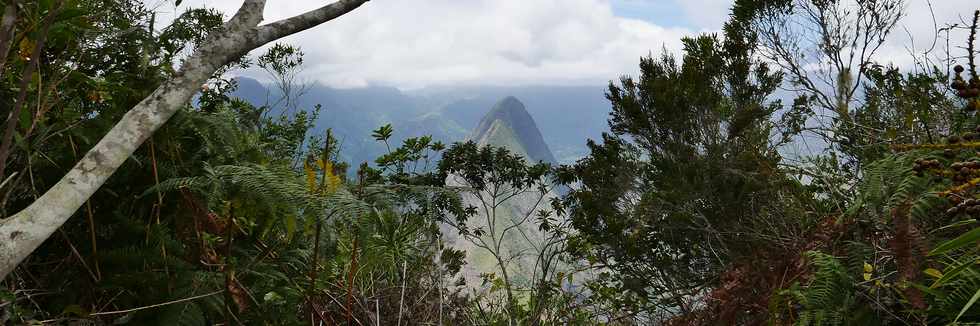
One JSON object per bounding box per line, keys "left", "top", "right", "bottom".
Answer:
{"left": 0, "top": 0, "right": 978, "bottom": 325}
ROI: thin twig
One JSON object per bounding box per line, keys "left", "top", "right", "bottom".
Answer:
{"left": 397, "top": 260, "right": 407, "bottom": 326}
{"left": 0, "top": 171, "right": 17, "bottom": 192}
{"left": 84, "top": 202, "right": 100, "bottom": 281}
{"left": 57, "top": 230, "right": 99, "bottom": 283}
{"left": 89, "top": 290, "right": 224, "bottom": 316}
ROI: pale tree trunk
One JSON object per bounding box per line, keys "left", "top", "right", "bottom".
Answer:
{"left": 0, "top": 0, "right": 370, "bottom": 279}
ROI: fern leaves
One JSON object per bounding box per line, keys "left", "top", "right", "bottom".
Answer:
{"left": 847, "top": 152, "right": 936, "bottom": 220}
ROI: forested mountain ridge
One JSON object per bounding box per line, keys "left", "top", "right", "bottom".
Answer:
{"left": 231, "top": 77, "right": 607, "bottom": 168}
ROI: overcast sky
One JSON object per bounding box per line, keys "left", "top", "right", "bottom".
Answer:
{"left": 144, "top": 0, "right": 977, "bottom": 90}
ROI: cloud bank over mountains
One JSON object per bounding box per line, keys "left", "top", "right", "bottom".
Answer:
{"left": 146, "top": 0, "right": 976, "bottom": 90}
{"left": 148, "top": 0, "right": 695, "bottom": 89}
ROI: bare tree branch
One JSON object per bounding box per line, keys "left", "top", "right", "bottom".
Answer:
{"left": 257, "top": 0, "right": 369, "bottom": 44}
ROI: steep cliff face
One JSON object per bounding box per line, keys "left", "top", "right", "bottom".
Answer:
{"left": 469, "top": 96, "right": 557, "bottom": 165}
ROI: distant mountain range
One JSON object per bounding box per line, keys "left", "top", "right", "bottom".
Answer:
{"left": 231, "top": 77, "right": 611, "bottom": 169}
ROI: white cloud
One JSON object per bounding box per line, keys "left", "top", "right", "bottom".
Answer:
{"left": 146, "top": 0, "right": 694, "bottom": 89}
{"left": 143, "top": 0, "right": 975, "bottom": 89}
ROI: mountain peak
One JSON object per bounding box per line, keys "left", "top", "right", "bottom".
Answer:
{"left": 497, "top": 95, "right": 523, "bottom": 108}
{"left": 470, "top": 96, "right": 557, "bottom": 164}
